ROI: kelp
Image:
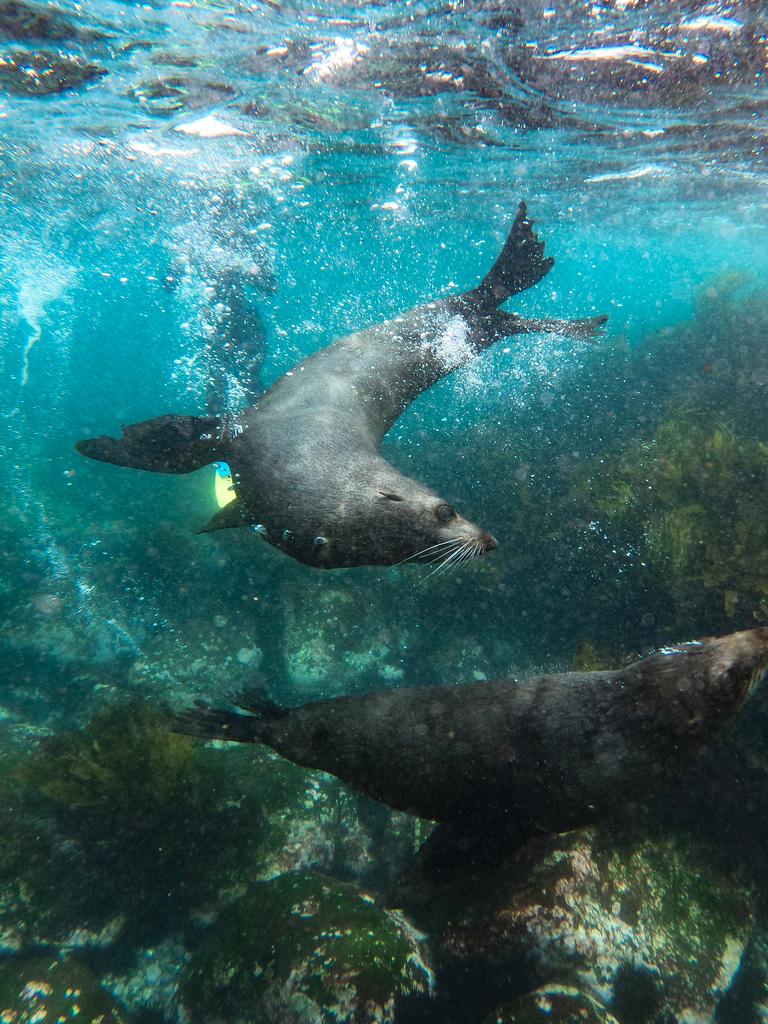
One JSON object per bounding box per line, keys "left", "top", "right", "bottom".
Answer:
{"left": 583, "top": 416, "right": 768, "bottom": 622}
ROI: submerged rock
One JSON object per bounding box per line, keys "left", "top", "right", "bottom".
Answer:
{"left": 0, "top": 0, "right": 100, "bottom": 42}
{"left": 409, "top": 824, "right": 751, "bottom": 1023}
{"left": 129, "top": 74, "right": 235, "bottom": 116}
{"left": 283, "top": 586, "right": 407, "bottom": 696}
{"left": 238, "top": 746, "right": 417, "bottom": 889}
{"left": 0, "top": 49, "right": 106, "bottom": 95}
{"left": 484, "top": 984, "right": 619, "bottom": 1023}
{"left": 0, "top": 956, "right": 127, "bottom": 1023}
{"left": 181, "top": 871, "right": 433, "bottom": 1024}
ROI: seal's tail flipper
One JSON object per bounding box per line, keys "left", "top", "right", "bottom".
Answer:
{"left": 172, "top": 687, "right": 289, "bottom": 744}
{"left": 76, "top": 414, "right": 225, "bottom": 474}
{"left": 470, "top": 201, "right": 554, "bottom": 308}
{"left": 493, "top": 312, "right": 609, "bottom": 341}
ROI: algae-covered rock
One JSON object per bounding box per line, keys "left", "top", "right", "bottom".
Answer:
{"left": 0, "top": 49, "right": 106, "bottom": 95}
{"left": 423, "top": 825, "right": 750, "bottom": 1023}
{"left": 283, "top": 586, "right": 408, "bottom": 697}
{"left": 129, "top": 74, "right": 235, "bottom": 116}
{"left": 181, "top": 871, "right": 433, "bottom": 1023}
{"left": 2, "top": 701, "right": 263, "bottom": 945}
{"left": 0, "top": 956, "right": 127, "bottom": 1023}
{"left": 484, "top": 984, "right": 619, "bottom": 1023}
{"left": 0, "top": 0, "right": 77, "bottom": 41}
{"left": 102, "top": 940, "right": 187, "bottom": 1023}
{"left": 244, "top": 748, "right": 417, "bottom": 889}
{"left": 0, "top": 698, "right": 417, "bottom": 951}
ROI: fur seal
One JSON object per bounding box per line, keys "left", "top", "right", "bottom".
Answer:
{"left": 176, "top": 629, "right": 768, "bottom": 834}
{"left": 76, "top": 203, "right": 606, "bottom": 570}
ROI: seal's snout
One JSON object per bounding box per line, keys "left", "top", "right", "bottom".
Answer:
{"left": 482, "top": 532, "right": 498, "bottom": 552}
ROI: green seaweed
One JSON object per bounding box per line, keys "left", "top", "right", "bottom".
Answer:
{"left": 5, "top": 700, "right": 264, "bottom": 943}
{"left": 583, "top": 415, "right": 768, "bottom": 623}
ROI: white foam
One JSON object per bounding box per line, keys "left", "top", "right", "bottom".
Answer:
{"left": 130, "top": 140, "right": 197, "bottom": 159}
{"left": 430, "top": 315, "right": 474, "bottom": 372}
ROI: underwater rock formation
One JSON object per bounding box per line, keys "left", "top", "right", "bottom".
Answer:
{"left": 483, "top": 985, "right": 619, "bottom": 1023}
{"left": 129, "top": 75, "right": 235, "bottom": 116}
{"left": 0, "top": 956, "right": 127, "bottom": 1023}
{"left": 0, "top": 0, "right": 78, "bottom": 41}
{"left": 0, "top": 697, "right": 416, "bottom": 957}
{"left": 241, "top": 746, "right": 417, "bottom": 889}
{"left": 0, "top": 702, "right": 266, "bottom": 948}
{"left": 283, "top": 585, "right": 407, "bottom": 696}
{"left": 0, "top": 49, "right": 106, "bottom": 95}
{"left": 180, "top": 871, "right": 433, "bottom": 1024}
{"left": 407, "top": 824, "right": 751, "bottom": 1024}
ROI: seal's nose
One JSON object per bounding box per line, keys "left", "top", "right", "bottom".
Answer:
{"left": 482, "top": 532, "right": 498, "bottom": 551}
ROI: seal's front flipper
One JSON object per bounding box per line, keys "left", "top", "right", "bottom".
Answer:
{"left": 76, "top": 414, "right": 225, "bottom": 474}
{"left": 199, "top": 500, "right": 249, "bottom": 533}
{"left": 469, "top": 201, "right": 554, "bottom": 308}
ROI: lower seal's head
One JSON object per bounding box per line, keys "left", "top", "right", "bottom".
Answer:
{"left": 631, "top": 627, "right": 768, "bottom": 738}
{"left": 281, "top": 467, "right": 496, "bottom": 571}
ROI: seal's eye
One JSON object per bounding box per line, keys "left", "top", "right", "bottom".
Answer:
{"left": 379, "top": 491, "right": 403, "bottom": 502}
{"left": 436, "top": 504, "right": 456, "bottom": 523}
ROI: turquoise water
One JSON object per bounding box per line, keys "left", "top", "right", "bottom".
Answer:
{"left": 2, "top": 1, "right": 768, "bottom": 1021}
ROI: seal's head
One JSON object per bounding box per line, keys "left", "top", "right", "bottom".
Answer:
{"left": 631, "top": 627, "right": 768, "bottom": 738}
{"left": 280, "top": 467, "right": 496, "bottom": 571}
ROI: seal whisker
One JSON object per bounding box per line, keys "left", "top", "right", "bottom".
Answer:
{"left": 441, "top": 544, "right": 471, "bottom": 577}
{"left": 423, "top": 542, "right": 466, "bottom": 566}
{"left": 447, "top": 541, "right": 480, "bottom": 576}
{"left": 394, "top": 538, "right": 462, "bottom": 569}
{"left": 442, "top": 539, "right": 485, "bottom": 578}
{"left": 420, "top": 541, "right": 472, "bottom": 583}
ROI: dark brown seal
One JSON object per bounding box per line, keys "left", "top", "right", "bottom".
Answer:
{"left": 176, "top": 629, "right": 768, "bottom": 833}
{"left": 76, "top": 203, "right": 606, "bottom": 570}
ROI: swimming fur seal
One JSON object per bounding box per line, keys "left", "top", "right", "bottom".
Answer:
{"left": 76, "top": 203, "right": 606, "bottom": 570}
{"left": 176, "top": 629, "right": 768, "bottom": 834}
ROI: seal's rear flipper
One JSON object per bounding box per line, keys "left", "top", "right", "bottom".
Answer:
{"left": 469, "top": 201, "right": 554, "bottom": 308}
{"left": 172, "top": 688, "right": 288, "bottom": 743}
{"left": 76, "top": 414, "right": 225, "bottom": 474}
{"left": 494, "top": 312, "right": 609, "bottom": 340}
{"left": 173, "top": 701, "right": 266, "bottom": 743}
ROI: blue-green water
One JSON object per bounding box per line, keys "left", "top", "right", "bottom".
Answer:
{"left": 2, "top": 1, "right": 768, "bottom": 1021}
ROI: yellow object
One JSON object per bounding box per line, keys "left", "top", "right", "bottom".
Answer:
{"left": 214, "top": 463, "right": 237, "bottom": 508}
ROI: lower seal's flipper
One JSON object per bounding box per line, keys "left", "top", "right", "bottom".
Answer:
{"left": 76, "top": 414, "right": 225, "bottom": 474}
{"left": 173, "top": 701, "right": 266, "bottom": 743}
{"left": 468, "top": 201, "right": 554, "bottom": 308}
{"left": 172, "top": 688, "right": 288, "bottom": 743}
